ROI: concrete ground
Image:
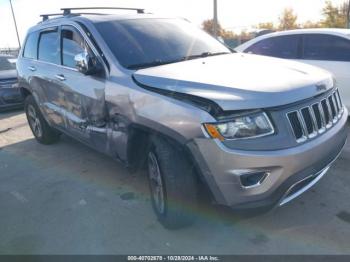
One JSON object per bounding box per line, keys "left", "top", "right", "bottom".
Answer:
{"left": 0, "top": 110, "right": 350, "bottom": 255}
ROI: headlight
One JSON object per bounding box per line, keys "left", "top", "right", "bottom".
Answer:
{"left": 204, "top": 112, "right": 274, "bottom": 141}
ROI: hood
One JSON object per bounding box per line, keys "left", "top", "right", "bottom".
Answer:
{"left": 0, "top": 69, "right": 17, "bottom": 80}
{"left": 133, "top": 53, "right": 333, "bottom": 111}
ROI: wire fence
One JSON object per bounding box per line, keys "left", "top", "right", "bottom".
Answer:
{"left": 0, "top": 48, "right": 20, "bottom": 57}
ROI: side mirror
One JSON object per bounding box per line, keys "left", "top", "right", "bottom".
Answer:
{"left": 74, "top": 51, "right": 102, "bottom": 75}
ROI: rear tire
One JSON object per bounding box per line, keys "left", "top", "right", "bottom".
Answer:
{"left": 25, "top": 95, "right": 60, "bottom": 145}
{"left": 147, "top": 137, "right": 198, "bottom": 229}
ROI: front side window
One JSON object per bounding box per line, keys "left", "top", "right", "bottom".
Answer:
{"left": 245, "top": 35, "right": 300, "bottom": 59}
{"left": 38, "top": 30, "right": 60, "bottom": 64}
{"left": 62, "top": 27, "right": 86, "bottom": 68}
{"left": 302, "top": 34, "right": 350, "bottom": 62}
{"left": 23, "top": 32, "right": 39, "bottom": 59}
{"left": 94, "top": 18, "right": 230, "bottom": 69}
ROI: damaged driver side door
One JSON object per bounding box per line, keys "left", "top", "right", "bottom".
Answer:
{"left": 58, "top": 25, "right": 108, "bottom": 150}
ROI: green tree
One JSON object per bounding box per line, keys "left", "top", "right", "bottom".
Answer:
{"left": 302, "top": 20, "right": 322, "bottom": 28}
{"left": 321, "top": 0, "right": 348, "bottom": 28}
{"left": 202, "top": 19, "right": 224, "bottom": 37}
{"left": 278, "top": 8, "right": 298, "bottom": 30}
{"left": 201, "top": 19, "right": 235, "bottom": 38}
{"left": 256, "top": 22, "right": 276, "bottom": 30}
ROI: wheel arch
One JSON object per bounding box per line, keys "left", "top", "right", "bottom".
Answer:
{"left": 126, "top": 124, "right": 213, "bottom": 199}
{"left": 20, "top": 87, "right": 32, "bottom": 99}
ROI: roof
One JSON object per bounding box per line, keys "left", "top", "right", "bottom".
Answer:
{"left": 28, "top": 12, "right": 175, "bottom": 33}
{"left": 268, "top": 28, "right": 350, "bottom": 35}
{"left": 235, "top": 28, "right": 350, "bottom": 52}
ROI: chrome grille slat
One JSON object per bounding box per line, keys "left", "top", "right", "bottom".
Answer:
{"left": 297, "top": 110, "right": 308, "bottom": 137}
{"left": 332, "top": 94, "right": 339, "bottom": 115}
{"left": 287, "top": 89, "right": 343, "bottom": 143}
{"left": 317, "top": 103, "right": 327, "bottom": 132}
{"left": 336, "top": 90, "right": 343, "bottom": 113}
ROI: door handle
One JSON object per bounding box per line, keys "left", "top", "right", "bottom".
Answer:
{"left": 55, "top": 74, "right": 66, "bottom": 81}
{"left": 28, "top": 66, "right": 36, "bottom": 72}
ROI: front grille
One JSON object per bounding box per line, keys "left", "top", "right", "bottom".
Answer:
{"left": 287, "top": 89, "right": 344, "bottom": 143}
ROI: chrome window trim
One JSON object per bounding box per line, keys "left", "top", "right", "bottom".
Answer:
{"left": 21, "top": 21, "right": 106, "bottom": 74}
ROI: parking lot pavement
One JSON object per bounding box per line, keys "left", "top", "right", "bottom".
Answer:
{"left": 0, "top": 111, "right": 349, "bottom": 255}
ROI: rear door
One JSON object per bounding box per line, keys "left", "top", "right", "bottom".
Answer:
{"left": 35, "top": 27, "right": 67, "bottom": 127}
{"left": 57, "top": 25, "right": 107, "bottom": 148}
{"left": 299, "top": 34, "right": 350, "bottom": 110}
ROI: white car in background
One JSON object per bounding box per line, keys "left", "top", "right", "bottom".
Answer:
{"left": 235, "top": 28, "right": 350, "bottom": 111}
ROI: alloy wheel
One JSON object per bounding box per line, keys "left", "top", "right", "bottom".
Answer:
{"left": 148, "top": 151, "right": 166, "bottom": 215}
{"left": 27, "top": 104, "right": 43, "bottom": 138}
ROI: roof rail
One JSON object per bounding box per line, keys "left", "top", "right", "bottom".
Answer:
{"left": 61, "top": 7, "right": 145, "bottom": 15}
{"left": 40, "top": 7, "right": 145, "bottom": 22}
{"left": 40, "top": 12, "right": 110, "bottom": 22}
{"left": 40, "top": 13, "right": 63, "bottom": 21}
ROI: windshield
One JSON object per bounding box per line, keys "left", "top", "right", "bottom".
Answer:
{"left": 94, "top": 18, "right": 231, "bottom": 69}
{"left": 0, "top": 56, "right": 17, "bottom": 71}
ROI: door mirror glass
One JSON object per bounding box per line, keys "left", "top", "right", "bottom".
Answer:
{"left": 74, "top": 51, "right": 102, "bottom": 75}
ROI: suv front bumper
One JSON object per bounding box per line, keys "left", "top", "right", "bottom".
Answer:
{"left": 187, "top": 108, "right": 348, "bottom": 210}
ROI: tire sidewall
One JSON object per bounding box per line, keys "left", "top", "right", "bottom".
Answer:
{"left": 148, "top": 146, "right": 169, "bottom": 220}
{"left": 147, "top": 137, "right": 197, "bottom": 229}
{"left": 24, "top": 95, "right": 60, "bottom": 144}
{"left": 25, "top": 96, "right": 44, "bottom": 141}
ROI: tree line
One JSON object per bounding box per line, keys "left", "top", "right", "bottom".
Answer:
{"left": 202, "top": 0, "right": 350, "bottom": 41}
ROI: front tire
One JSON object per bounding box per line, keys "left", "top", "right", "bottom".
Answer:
{"left": 25, "top": 95, "right": 60, "bottom": 145}
{"left": 147, "top": 137, "right": 198, "bottom": 229}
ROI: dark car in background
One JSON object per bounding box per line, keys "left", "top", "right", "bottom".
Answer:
{"left": 0, "top": 55, "right": 23, "bottom": 111}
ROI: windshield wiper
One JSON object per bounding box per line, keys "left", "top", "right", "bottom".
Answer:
{"left": 181, "top": 51, "right": 231, "bottom": 61}
{"left": 127, "top": 51, "right": 232, "bottom": 70}
{"left": 127, "top": 59, "right": 180, "bottom": 70}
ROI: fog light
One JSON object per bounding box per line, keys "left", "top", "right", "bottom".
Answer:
{"left": 239, "top": 171, "right": 269, "bottom": 188}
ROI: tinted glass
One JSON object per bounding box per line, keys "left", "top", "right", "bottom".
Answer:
{"left": 38, "top": 30, "right": 60, "bottom": 64}
{"left": 62, "top": 27, "right": 86, "bottom": 68}
{"left": 303, "top": 34, "right": 350, "bottom": 61}
{"left": 245, "top": 35, "right": 299, "bottom": 59}
{"left": 94, "top": 18, "right": 230, "bottom": 69}
{"left": 23, "top": 32, "right": 39, "bottom": 59}
{"left": 0, "top": 57, "right": 16, "bottom": 71}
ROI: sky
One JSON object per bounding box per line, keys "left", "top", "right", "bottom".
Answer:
{"left": 0, "top": 0, "right": 346, "bottom": 48}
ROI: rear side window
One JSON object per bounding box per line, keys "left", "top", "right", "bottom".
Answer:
{"left": 245, "top": 35, "right": 300, "bottom": 59}
{"left": 38, "top": 30, "right": 60, "bottom": 64}
{"left": 23, "top": 32, "right": 39, "bottom": 59}
{"left": 62, "top": 26, "right": 86, "bottom": 68}
{"left": 302, "top": 34, "right": 350, "bottom": 62}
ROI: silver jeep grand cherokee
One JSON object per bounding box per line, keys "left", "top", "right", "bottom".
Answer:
{"left": 17, "top": 7, "right": 348, "bottom": 229}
